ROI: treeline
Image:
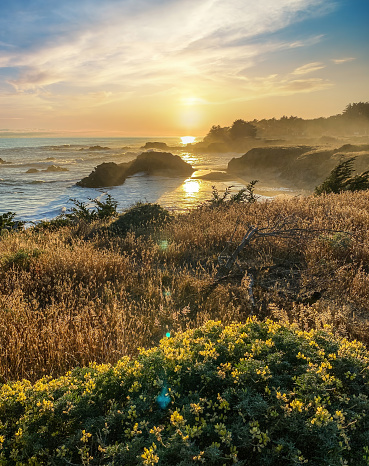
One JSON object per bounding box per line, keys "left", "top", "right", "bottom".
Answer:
{"left": 201, "top": 102, "right": 369, "bottom": 146}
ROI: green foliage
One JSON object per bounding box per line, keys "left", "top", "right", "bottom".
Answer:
{"left": 108, "top": 202, "right": 171, "bottom": 236}
{"left": 2, "top": 248, "right": 43, "bottom": 271}
{"left": 229, "top": 119, "right": 257, "bottom": 140}
{"left": 32, "top": 216, "right": 72, "bottom": 232}
{"left": 205, "top": 181, "right": 259, "bottom": 208}
{"left": 315, "top": 157, "right": 369, "bottom": 195}
{"left": 343, "top": 102, "right": 369, "bottom": 120}
{"left": 0, "top": 319, "right": 369, "bottom": 465}
{"left": 67, "top": 194, "right": 119, "bottom": 222}
{"left": 0, "top": 212, "right": 24, "bottom": 232}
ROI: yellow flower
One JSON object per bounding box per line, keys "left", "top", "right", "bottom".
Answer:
{"left": 141, "top": 443, "right": 159, "bottom": 465}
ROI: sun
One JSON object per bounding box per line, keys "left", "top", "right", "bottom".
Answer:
{"left": 180, "top": 136, "right": 196, "bottom": 144}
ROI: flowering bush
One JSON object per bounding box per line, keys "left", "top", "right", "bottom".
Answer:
{"left": 0, "top": 319, "right": 368, "bottom": 465}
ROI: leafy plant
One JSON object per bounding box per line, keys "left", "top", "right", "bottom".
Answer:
{"left": 0, "top": 212, "right": 24, "bottom": 232}
{"left": 315, "top": 157, "right": 369, "bottom": 195}
{"left": 0, "top": 320, "right": 368, "bottom": 465}
{"left": 2, "top": 248, "right": 43, "bottom": 271}
{"left": 205, "top": 181, "right": 259, "bottom": 207}
{"left": 67, "top": 194, "right": 119, "bottom": 222}
{"left": 109, "top": 202, "right": 171, "bottom": 236}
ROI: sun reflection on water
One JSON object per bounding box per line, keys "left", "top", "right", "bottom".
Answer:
{"left": 183, "top": 178, "right": 200, "bottom": 197}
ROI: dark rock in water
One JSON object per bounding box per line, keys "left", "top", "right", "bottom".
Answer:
{"left": 0, "top": 158, "right": 11, "bottom": 164}
{"left": 228, "top": 146, "right": 312, "bottom": 174}
{"left": 77, "top": 151, "right": 194, "bottom": 188}
{"left": 197, "top": 171, "right": 234, "bottom": 181}
{"left": 79, "top": 145, "right": 111, "bottom": 151}
{"left": 26, "top": 168, "right": 39, "bottom": 173}
{"left": 141, "top": 142, "right": 169, "bottom": 150}
{"left": 130, "top": 151, "right": 193, "bottom": 176}
{"left": 44, "top": 165, "right": 68, "bottom": 172}
{"left": 77, "top": 162, "right": 131, "bottom": 188}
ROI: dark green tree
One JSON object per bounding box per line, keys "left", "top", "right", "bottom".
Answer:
{"left": 342, "top": 102, "right": 369, "bottom": 119}
{"left": 229, "top": 119, "right": 257, "bottom": 140}
{"left": 315, "top": 157, "right": 369, "bottom": 195}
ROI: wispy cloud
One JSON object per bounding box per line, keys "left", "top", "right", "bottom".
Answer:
{"left": 1, "top": 0, "right": 333, "bottom": 98}
{"left": 292, "top": 62, "right": 325, "bottom": 75}
{"left": 331, "top": 57, "right": 356, "bottom": 64}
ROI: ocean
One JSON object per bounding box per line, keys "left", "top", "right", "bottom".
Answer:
{"left": 0, "top": 136, "right": 249, "bottom": 224}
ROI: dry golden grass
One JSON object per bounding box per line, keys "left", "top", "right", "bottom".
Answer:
{"left": 1, "top": 191, "right": 369, "bottom": 382}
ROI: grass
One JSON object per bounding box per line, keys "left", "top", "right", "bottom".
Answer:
{"left": 0, "top": 191, "right": 369, "bottom": 384}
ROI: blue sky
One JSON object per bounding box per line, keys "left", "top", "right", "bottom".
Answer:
{"left": 0, "top": 0, "right": 368, "bottom": 136}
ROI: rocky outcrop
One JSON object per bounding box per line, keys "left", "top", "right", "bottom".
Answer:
{"left": 79, "top": 146, "right": 111, "bottom": 151}
{"left": 45, "top": 165, "right": 68, "bottom": 172}
{"left": 77, "top": 151, "right": 194, "bottom": 188}
{"left": 141, "top": 142, "right": 169, "bottom": 150}
{"left": 227, "top": 145, "right": 369, "bottom": 190}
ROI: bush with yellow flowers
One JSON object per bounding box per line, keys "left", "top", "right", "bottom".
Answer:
{"left": 0, "top": 318, "right": 369, "bottom": 465}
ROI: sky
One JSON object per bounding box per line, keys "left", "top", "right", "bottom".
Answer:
{"left": 0, "top": 0, "right": 368, "bottom": 137}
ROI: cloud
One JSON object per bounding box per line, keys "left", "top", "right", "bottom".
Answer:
{"left": 1, "top": 0, "right": 334, "bottom": 95}
{"left": 331, "top": 57, "right": 356, "bottom": 64}
{"left": 292, "top": 62, "right": 325, "bottom": 75}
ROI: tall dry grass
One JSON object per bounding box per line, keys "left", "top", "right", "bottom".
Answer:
{"left": 1, "top": 191, "right": 369, "bottom": 382}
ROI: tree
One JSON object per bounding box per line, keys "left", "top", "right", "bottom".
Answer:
{"left": 229, "top": 119, "right": 257, "bottom": 140}
{"left": 203, "top": 125, "right": 229, "bottom": 143}
{"left": 315, "top": 157, "right": 369, "bottom": 195}
{"left": 342, "top": 102, "right": 369, "bottom": 119}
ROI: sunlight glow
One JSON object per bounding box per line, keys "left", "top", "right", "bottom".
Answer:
{"left": 180, "top": 136, "right": 196, "bottom": 144}
{"left": 183, "top": 179, "right": 200, "bottom": 197}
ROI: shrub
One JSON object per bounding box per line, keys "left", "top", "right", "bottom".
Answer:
{"left": 109, "top": 202, "right": 171, "bottom": 236}
{"left": 204, "top": 181, "right": 259, "bottom": 208}
{"left": 0, "top": 212, "right": 24, "bottom": 232}
{"left": 0, "top": 319, "right": 368, "bottom": 465}
{"left": 67, "top": 194, "right": 119, "bottom": 222}
{"left": 315, "top": 157, "right": 369, "bottom": 195}
{"left": 1, "top": 248, "right": 43, "bottom": 271}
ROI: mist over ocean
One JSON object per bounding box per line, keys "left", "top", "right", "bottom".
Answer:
{"left": 0, "top": 136, "right": 250, "bottom": 223}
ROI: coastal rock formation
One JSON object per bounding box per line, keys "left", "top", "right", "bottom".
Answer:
{"left": 79, "top": 145, "right": 111, "bottom": 151}
{"left": 141, "top": 142, "right": 169, "bottom": 150}
{"left": 227, "top": 144, "right": 369, "bottom": 190}
{"left": 26, "top": 168, "right": 39, "bottom": 173}
{"left": 45, "top": 165, "right": 68, "bottom": 172}
{"left": 77, "top": 151, "right": 194, "bottom": 188}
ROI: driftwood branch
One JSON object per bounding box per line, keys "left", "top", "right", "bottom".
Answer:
{"left": 216, "top": 222, "right": 354, "bottom": 281}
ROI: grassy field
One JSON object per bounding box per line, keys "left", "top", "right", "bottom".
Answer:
{"left": 0, "top": 191, "right": 369, "bottom": 383}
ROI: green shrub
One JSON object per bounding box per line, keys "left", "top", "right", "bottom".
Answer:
{"left": 1, "top": 248, "right": 43, "bottom": 271}
{"left": 0, "top": 212, "right": 24, "bottom": 232}
{"left": 315, "top": 157, "right": 369, "bottom": 195}
{"left": 109, "top": 202, "right": 171, "bottom": 236}
{"left": 1, "top": 319, "right": 368, "bottom": 465}
{"left": 67, "top": 194, "right": 119, "bottom": 222}
{"left": 204, "top": 181, "right": 259, "bottom": 208}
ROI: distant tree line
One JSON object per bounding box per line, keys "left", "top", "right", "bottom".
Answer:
{"left": 203, "top": 102, "right": 369, "bottom": 143}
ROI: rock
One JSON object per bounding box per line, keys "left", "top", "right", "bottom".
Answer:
{"left": 77, "top": 151, "right": 194, "bottom": 188}
{"left": 26, "top": 168, "right": 39, "bottom": 173}
{"left": 227, "top": 144, "right": 369, "bottom": 191}
{"left": 197, "top": 171, "right": 234, "bottom": 181}
{"left": 141, "top": 142, "right": 169, "bottom": 150}
{"left": 44, "top": 165, "right": 68, "bottom": 172}
{"left": 79, "top": 145, "right": 111, "bottom": 151}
